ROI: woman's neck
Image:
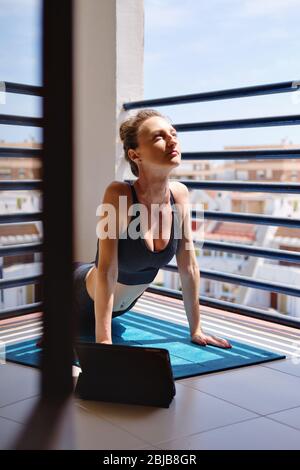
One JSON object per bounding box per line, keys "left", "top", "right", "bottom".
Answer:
{"left": 134, "top": 177, "right": 170, "bottom": 205}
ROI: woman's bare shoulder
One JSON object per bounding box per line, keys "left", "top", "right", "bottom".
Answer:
{"left": 169, "top": 180, "right": 189, "bottom": 204}
{"left": 105, "top": 180, "right": 130, "bottom": 195}
{"left": 101, "top": 180, "right": 132, "bottom": 205}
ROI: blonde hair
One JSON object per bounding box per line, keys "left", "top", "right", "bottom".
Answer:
{"left": 119, "top": 108, "right": 171, "bottom": 177}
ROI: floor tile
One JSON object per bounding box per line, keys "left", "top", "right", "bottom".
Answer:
{"left": 178, "top": 364, "right": 300, "bottom": 415}
{"left": 73, "top": 405, "right": 150, "bottom": 450}
{"left": 260, "top": 357, "right": 300, "bottom": 378}
{"left": 267, "top": 406, "right": 300, "bottom": 431}
{"left": 0, "top": 396, "right": 39, "bottom": 424}
{"left": 75, "top": 382, "right": 257, "bottom": 445}
{"left": 158, "top": 416, "right": 300, "bottom": 450}
{"left": 0, "top": 416, "right": 24, "bottom": 450}
{"left": 0, "top": 396, "right": 150, "bottom": 450}
{"left": 0, "top": 363, "right": 40, "bottom": 408}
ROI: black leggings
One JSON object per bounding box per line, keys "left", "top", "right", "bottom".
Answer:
{"left": 73, "top": 262, "right": 143, "bottom": 334}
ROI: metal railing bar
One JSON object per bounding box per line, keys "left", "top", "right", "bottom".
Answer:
{"left": 3, "top": 81, "right": 43, "bottom": 97}
{"left": 0, "top": 212, "right": 43, "bottom": 224}
{"left": 163, "top": 264, "right": 300, "bottom": 297}
{"left": 146, "top": 285, "right": 300, "bottom": 329}
{"left": 173, "top": 115, "right": 300, "bottom": 133}
{"left": 200, "top": 210, "right": 300, "bottom": 229}
{"left": 0, "top": 302, "right": 43, "bottom": 321}
{"left": 181, "top": 149, "right": 300, "bottom": 160}
{"left": 0, "top": 147, "right": 41, "bottom": 158}
{"left": 0, "top": 274, "right": 42, "bottom": 289}
{"left": 123, "top": 80, "right": 300, "bottom": 110}
{"left": 0, "top": 242, "right": 42, "bottom": 256}
{"left": 0, "top": 114, "right": 42, "bottom": 127}
{"left": 128, "top": 178, "right": 300, "bottom": 193}
{"left": 198, "top": 240, "right": 300, "bottom": 264}
{"left": 183, "top": 180, "right": 300, "bottom": 193}
{"left": 0, "top": 180, "right": 42, "bottom": 190}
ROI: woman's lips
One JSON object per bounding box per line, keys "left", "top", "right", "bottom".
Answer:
{"left": 167, "top": 150, "right": 179, "bottom": 156}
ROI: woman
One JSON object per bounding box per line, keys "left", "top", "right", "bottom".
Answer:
{"left": 74, "top": 109, "right": 232, "bottom": 348}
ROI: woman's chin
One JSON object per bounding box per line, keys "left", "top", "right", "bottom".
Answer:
{"left": 171, "top": 158, "right": 181, "bottom": 167}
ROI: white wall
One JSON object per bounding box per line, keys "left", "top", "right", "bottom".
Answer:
{"left": 73, "top": 0, "right": 144, "bottom": 262}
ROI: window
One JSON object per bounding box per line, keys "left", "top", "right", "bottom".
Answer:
{"left": 257, "top": 170, "right": 266, "bottom": 179}
{"left": 0, "top": 169, "right": 12, "bottom": 178}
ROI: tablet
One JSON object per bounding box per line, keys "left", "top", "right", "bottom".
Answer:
{"left": 74, "top": 341, "right": 176, "bottom": 408}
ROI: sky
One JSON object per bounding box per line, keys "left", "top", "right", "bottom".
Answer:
{"left": 0, "top": 0, "right": 42, "bottom": 142}
{"left": 0, "top": 0, "right": 300, "bottom": 149}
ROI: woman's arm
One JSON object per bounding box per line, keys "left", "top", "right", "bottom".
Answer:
{"left": 94, "top": 181, "right": 127, "bottom": 344}
{"left": 94, "top": 272, "right": 117, "bottom": 343}
{"left": 174, "top": 182, "right": 232, "bottom": 349}
{"left": 174, "top": 182, "right": 202, "bottom": 335}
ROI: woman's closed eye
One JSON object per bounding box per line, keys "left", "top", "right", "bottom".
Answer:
{"left": 154, "top": 134, "right": 177, "bottom": 141}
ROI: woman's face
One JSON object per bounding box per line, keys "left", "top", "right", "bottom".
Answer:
{"left": 129, "top": 116, "right": 181, "bottom": 174}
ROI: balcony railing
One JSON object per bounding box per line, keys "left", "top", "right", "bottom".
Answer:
{"left": 125, "top": 80, "right": 300, "bottom": 329}
{"left": 0, "top": 81, "right": 43, "bottom": 319}
{"left": 1, "top": 80, "right": 300, "bottom": 330}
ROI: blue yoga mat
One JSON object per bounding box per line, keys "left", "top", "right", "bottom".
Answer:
{"left": 5, "top": 311, "right": 285, "bottom": 379}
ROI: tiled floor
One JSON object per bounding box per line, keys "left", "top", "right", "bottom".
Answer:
{"left": 1, "top": 292, "right": 300, "bottom": 450}
{"left": 1, "top": 359, "right": 300, "bottom": 450}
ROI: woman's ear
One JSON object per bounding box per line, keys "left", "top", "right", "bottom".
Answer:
{"left": 128, "top": 148, "right": 140, "bottom": 163}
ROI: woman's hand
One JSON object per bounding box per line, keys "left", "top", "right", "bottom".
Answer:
{"left": 191, "top": 329, "right": 232, "bottom": 349}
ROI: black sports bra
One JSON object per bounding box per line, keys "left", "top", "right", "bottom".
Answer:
{"left": 94, "top": 181, "right": 180, "bottom": 285}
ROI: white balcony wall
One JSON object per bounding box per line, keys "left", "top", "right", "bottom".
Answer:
{"left": 73, "top": 0, "right": 144, "bottom": 262}
{"left": 245, "top": 264, "right": 300, "bottom": 317}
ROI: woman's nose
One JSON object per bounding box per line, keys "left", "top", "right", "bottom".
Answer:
{"left": 168, "top": 134, "right": 177, "bottom": 145}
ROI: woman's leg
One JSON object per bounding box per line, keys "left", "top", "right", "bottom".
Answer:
{"left": 73, "top": 262, "right": 96, "bottom": 336}
{"left": 73, "top": 263, "right": 141, "bottom": 337}
{"left": 36, "top": 262, "right": 96, "bottom": 347}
